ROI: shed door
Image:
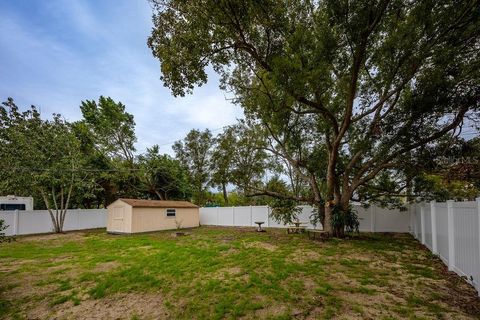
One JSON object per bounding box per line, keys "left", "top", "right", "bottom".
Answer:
{"left": 111, "top": 207, "right": 125, "bottom": 232}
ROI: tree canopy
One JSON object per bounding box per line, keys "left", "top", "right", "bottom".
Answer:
{"left": 0, "top": 98, "right": 84, "bottom": 232}
{"left": 80, "top": 96, "right": 137, "bottom": 163}
{"left": 149, "top": 0, "right": 480, "bottom": 235}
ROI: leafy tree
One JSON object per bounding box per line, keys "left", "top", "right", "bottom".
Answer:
{"left": 80, "top": 96, "right": 136, "bottom": 163}
{"left": 137, "top": 145, "right": 192, "bottom": 200}
{"left": 70, "top": 121, "right": 118, "bottom": 208}
{"left": 265, "top": 176, "right": 302, "bottom": 225}
{"left": 210, "top": 123, "right": 269, "bottom": 204}
{"left": 210, "top": 127, "right": 236, "bottom": 204}
{"left": 0, "top": 98, "right": 84, "bottom": 233}
{"left": 173, "top": 129, "right": 214, "bottom": 205}
{"left": 408, "top": 136, "right": 480, "bottom": 201}
{"left": 149, "top": 0, "right": 480, "bottom": 236}
{"left": 228, "top": 122, "right": 268, "bottom": 195}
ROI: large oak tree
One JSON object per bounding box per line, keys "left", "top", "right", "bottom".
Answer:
{"left": 149, "top": 0, "right": 480, "bottom": 235}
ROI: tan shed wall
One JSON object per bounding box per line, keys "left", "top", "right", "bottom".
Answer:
{"left": 130, "top": 207, "right": 199, "bottom": 233}
{"left": 107, "top": 201, "right": 133, "bottom": 233}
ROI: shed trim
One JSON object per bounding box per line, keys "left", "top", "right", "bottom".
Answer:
{"left": 116, "top": 198, "right": 199, "bottom": 209}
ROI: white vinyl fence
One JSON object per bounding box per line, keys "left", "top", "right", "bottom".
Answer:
{"left": 410, "top": 200, "right": 480, "bottom": 296}
{"left": 0, "top": 209, "right": 107, "bottom": 236}
{"left": 200, "top": 204, "right": 411, "bottom": 232}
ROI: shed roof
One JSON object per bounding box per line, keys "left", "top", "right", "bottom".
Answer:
{"left": 118, "top": 198, "right": 199, "bottom": 208}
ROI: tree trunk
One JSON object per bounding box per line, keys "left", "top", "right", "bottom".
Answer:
{"left": 154, "top": 190, "right": 165, "bottom": 200}
{"left": 222, "top": 182, "right": 228, "bottom": 205}
{"left": 316, "top": 203, "right": 325, "bottom": 228}
{"left": 324, "top": 205, "right": 333, "bottom": 233}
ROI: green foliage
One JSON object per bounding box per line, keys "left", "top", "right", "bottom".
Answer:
{"left": 415, "top": 173, "right": 479, "bottom": 202}
{"left": 331, "top": 205, "right": 359, "bottom": 234}
{"left": 80, "top": 96, "right": 136, "bottom": 162}
{"left": 149, "top": 0, "right": 480, "bottom": 235}
{"left": 265, "top": 177, "right": 302, "bottom": 225}
{"left": 210, "top": 126, "right": 236, "bottom": 203}
{"left": 137, "top": 145, "right": 192, "bottom": 200}
{"left": 309, "top": 204, "right": 325, "bottom": 229}
{"left": 227, "top": 122, "right": 268, "bottom": 193}
{"left": 0, "top": 98, "right": 85, "bottom": 231}
{"left": 0, "top": 219, "right": 12, "bottom": 243}
{"left": 173, "top": 129, "right": 213, "bottom": 205}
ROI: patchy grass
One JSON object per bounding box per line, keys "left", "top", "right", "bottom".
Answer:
{"left": 0, "top": 227, "right": 479, "bottom": 319}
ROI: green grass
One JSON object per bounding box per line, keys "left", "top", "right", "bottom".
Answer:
{"left": 0, "top": 227, "right": 479, "bottom": 319}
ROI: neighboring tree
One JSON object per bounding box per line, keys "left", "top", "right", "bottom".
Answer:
{"left": 149, "top": 0, "right": 480, "bottom": 236}
{"left": 0, "top": 98, "right": 84, "bottom": 233}
{"left": 173, "top": 129, "right": 214, "bottom": 205}
{"left": 71, "top": 120, "right": 118, "bottom": 208}
{"left": 80, "top": 96, "right": 136, "bottom": 163}
{"left": 210, "top": 127, "right": 235, "bottom": 204}
{"left": 210, "top": 123, "right": 269, "bottom": 204}
{"left": 410, "top": 136, "right": 480, "bottom": 201}
{"left": 137, "top": 145, "right": 192, "bottom": 200}
{"left": 228, "top": 122, "right": 268, "bottom": 194}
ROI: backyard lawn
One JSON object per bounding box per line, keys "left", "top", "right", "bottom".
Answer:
{"left": 1, "top": 227, "right": 479, "bottom": 319}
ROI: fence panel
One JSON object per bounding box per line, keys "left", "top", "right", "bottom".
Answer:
{"left": 297, "top": 206, "right": 317, "bottom": 229}
{"left": 217, "top": 207, "right": 234, "bottom": 226}
{"left": 424, "top": 205, "right": 432, "bottom": 250}
{"left": 409, "top": 205, "right": 416, "bottom": 237}
{"left": 75, "top": 209, "right": 108, "bottom": 230}
{"left": 17, "top": 210, "right": 54, "bottom": 235}
{"left": 410, "top": 200, "right": 480, "bottom": 296}
{"left": 435, "top": 203, "right": 449, "bottom": 264}
{"left": 355, "top": 205, "right": 372, "bottom": 232}
{"left": 374, "top": 207, "right": 411, "bottom": 232}
{"left": 0, "top": 211, "right": 16, "bottom": 236}
{"left": 232, "top": 206, "right": 253, "bottom": 227}
{"left": 252, "top": 206, "right": 269, "bottom": 227}
{"left": 199, "top": 205, "right": 409, "bottom": 232}
{"left": 452, "top": 202, "right": 479, "bottom": 290}
{"left": 416, "top": 204, "right": 422, "bottom": 240}
{"left": 0, "top": 209, "right": 107, "bottom": 235}
{"left": 199, "top": 207, "right": 217, "bottom": 225}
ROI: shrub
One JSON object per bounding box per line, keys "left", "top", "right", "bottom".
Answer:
{"left": 0, "top": 219, "right": 13, "bottom": 243}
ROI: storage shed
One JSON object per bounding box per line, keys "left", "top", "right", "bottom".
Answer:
{"left": 107, "top": 198, "right": 199, "bottom": 234}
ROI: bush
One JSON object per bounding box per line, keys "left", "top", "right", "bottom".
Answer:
{"left": 331, "top": 205, "right": 360, "bottom": 234}
{"left": 0, "top": 219, "right": 13, "bottom": 243}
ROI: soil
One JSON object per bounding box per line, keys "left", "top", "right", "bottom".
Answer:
{"left": 28, "top": 292, "right": 169, "bottom": 320}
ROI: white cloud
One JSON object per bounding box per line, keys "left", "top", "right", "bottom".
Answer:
{"left": 0, "top": 0, "right": 244, "bottom": 157}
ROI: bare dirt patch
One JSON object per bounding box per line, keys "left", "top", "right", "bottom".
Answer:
{"left": 5, "top": 274, "right": 56, "bottom": 300}
{"left": 220, "top": 247, "right": 239, "bottom": 256}
{"left": 93, "top": 261, "right": 121, "bottom": 272}
{"left": 19, "top": 231, "right": 88, "bottom": 242}
{"left": 27, "top": 292, "right": 169, "bottom": 320}
{"left": 214, "top": 266, "right": 244, "bottom": 280}
{"left": 243, "top": 241, "right": 277, "bottom": 251}
{"left": 287, "top": 249, "right": 322, "bottom": 264}
{"left": 0, "top": 259, "right": 37, "bottom": 273}
{"left": 254, "top": 303, "right": 288, "bottom": 318}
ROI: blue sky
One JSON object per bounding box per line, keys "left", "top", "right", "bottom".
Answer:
{"left": 0, "top": 0, "right": 244, "bottom": 154}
